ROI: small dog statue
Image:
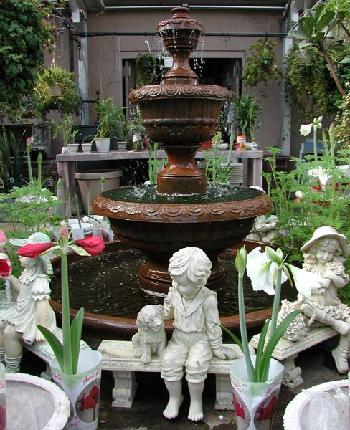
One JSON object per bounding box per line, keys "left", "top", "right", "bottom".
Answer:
{"left": 132, "top": 305, "right": 166, "bottom": 364}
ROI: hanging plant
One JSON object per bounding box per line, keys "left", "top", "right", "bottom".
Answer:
{"left": 32, "top": 66, "right": 81, "bottom": 118}
{"left": 243, "top": 39, "right": 281, "bottom": 87}
{"left": 135, "top": 53, "right": 157, "bottom": 87}
{"left": 286, "top": 45, "right": 337, "bottom": 119}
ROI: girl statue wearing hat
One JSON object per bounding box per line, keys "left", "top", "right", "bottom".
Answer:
{"left": 0, "top": 232, "right": 57, "bottom": 372}
{"left": 298, "top": 226, "right": 350, "bottom": 373}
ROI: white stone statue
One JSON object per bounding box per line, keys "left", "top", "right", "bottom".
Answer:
{"left": 132, "top": 304, "right": 166, "bottom": 364}
{"left": 280, "top": 226, "right": 350, "bottom": 373}
{"left": 0, "top": 232, "right": 57, "bottom": 372}
{"left": 246, "top": 214, "right": 278, "bottom": 243}
{"left": 161, "top": 247, "right": 238, "bottom": 422}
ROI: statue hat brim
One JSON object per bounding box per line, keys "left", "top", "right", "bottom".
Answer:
{"left": 9, "top": 232, "right": 53, "bottom": 274}
{"left": 301, "top": 226, "right": 350, "bottom": 256}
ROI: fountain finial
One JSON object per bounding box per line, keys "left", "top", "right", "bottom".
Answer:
{"left": 157, "top": 5, "right": 203, "bottom": 86}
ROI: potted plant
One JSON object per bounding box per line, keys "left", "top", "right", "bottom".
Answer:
{"left": 234, "top": 96, "right": 261, "bottom": 145}
{"left": 54, "top": 115, "right": 79, "bottom": 153}
{"left": 223, "top": 246, "right": 317, "bottom": 430}
{"left": 17, "top": 228, "right": 105, "bottom": 429}
{"left": 95, "top": 98, "right": 126, "bottom": 152}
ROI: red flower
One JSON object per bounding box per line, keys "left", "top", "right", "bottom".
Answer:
{"left": 0, "top": 257, "right": 11, "bottom": 278}
{"left": 18, "top": 242, "right": 53, "bottom": 258}
{"left": 75, "top": 236, "right": 105, "bottom": 256}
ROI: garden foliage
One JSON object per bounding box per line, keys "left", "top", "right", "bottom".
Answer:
{"left": 0, "top": 0, "right": 58, "bottom": 117}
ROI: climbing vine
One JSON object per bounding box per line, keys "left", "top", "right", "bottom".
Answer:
{"left": 0, "top": 0, "right": 58, "bottom": 117}
{"left": 286, "top": 45, "right": 337, "bottom": 120}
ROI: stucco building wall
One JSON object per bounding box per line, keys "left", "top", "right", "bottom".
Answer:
{"left": 83, "top": 8, "right": 285, "bottom": 152}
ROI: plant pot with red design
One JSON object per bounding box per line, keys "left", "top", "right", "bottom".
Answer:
{"left": 50, "top": 349, "right": 102, "bottom": 430}
{"left": 230, "top": 356, "right": 284, "bottom": 430}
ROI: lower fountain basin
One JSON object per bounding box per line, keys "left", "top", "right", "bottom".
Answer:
{"left": 93, "top": 184, "right": 272, "bottom": 293}
{"left": 50, "top": 241, "right": 296, "bottom": 337}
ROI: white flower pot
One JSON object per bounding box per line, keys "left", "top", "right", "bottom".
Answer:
{"left": 67, "top": 143, "right": 80, "bottom": 153}
{"left": 94, "top": 138, "right": 110, "bottom": 153}
{"left": 230, "top": 356, "right": 284, "bottom": 430}
{"left": 283, "top": 379, "right": 349, "bottom": 430}
{"left": 51, "top": 349, "right": 102, "bottom": 430}
{"left": 81, "top": 143, "right": 92, "bottom": 153}
{"left": 6, "top": 372, "right": 70, "bottom": 430}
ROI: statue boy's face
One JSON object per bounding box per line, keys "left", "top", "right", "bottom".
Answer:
{"left": 172, "top": 272, "right": 202, "bottom": 299}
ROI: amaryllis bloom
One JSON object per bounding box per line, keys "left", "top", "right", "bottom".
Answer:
{"left": 75, "top": 236, "right": 105, "bottom": 256}
{"left": 246, "top": 247, "right": 287, "bottom": 295}
{"left": 308, "top": 167, "right": 332, "bottom": 190}
{"left": 18, "top": 242, "right": 53, "bottom": 258}
{"left": 0, "top": 231, "right": 7, "bottom": 249}
{"left": 0, "top": 253, "right": 11, "bottom": 278}
{"left": 287, "top": 265, "right": 321, "bottom": 298}
{"left": 300, "top": 123, "right": 312, "bottom": 136}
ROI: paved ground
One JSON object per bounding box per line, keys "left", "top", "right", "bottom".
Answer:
{"left": 93, "top": 339, "right": 344, "bottom": 430}
{"left": 22, "top": 336, "right": 344, "bottom": 429}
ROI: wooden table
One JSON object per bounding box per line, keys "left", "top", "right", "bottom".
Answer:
{"left": 56, "top": 149, "right": 263, "bottom": 216}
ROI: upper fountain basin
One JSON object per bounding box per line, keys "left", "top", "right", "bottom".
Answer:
{"left": 129, "top": 84, "right": 228, "bottom": 145}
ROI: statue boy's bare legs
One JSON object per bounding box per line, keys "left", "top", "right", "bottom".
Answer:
{"left": 163, "top": 380, "right": 183, "bottom": 419}
{"left": 188, "top": 381, "right": 204, "bottom": 421}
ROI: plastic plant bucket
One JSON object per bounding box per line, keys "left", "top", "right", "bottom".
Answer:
{"left": 75, "top": 169, "right": 122, "bottom": 214}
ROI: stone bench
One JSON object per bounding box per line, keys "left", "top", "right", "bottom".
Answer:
{"left": 98, "top": 340, "right": 241, "bottom": 410}
{"left": 25, "top": 328, "right": 91, "bottom": 378}
{"left": 249, "top": 327, "right": 337, "bottom": 388}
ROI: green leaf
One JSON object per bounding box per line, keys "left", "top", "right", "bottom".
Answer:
{"left": 259, "top": 310, "right": 300, "bottom": 382}
{"left": 219, "top": 324, "right": 243, "bottom": 352}
{"left": 255, "top": 319, "right": 270, "bottom": 381}
{"left": 70, "top": 307, "right": 84, "bottom": 374}
{"left": 37, "top": 325, "right": 64, "bottom": 371}
{"left": 69, "top": 244, "right": 90, "bottom": 256}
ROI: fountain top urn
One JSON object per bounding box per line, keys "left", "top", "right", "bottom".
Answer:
{"left": 129, "top": 6, "right": 229, "bottom": 195}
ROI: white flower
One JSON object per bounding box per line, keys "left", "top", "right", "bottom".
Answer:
{"left": 287, "top": 265, "right": 322, "bottom": 297}
{"left": 308, "top": 167, "right": 332, "bottom": 190}
{"left": 313, "top": 116, "right": 323, "bottom": 128}
{"left": 246, "top": 247, "right": 287, "bottom": 295}
{"left": 300, "top": 123, "right": 312, "bottom": 136}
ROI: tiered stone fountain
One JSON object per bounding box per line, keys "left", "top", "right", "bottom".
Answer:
{"left": 93, "top": 6, "right": 271, "bottom": 296}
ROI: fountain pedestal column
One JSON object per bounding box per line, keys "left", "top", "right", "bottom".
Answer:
{"left": 157, "top": 145, "right": 206, "bottom": 194}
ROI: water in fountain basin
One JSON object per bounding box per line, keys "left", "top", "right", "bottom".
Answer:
{"left": 51, "top": 248, "right": 296, "bottom": 318}
{"left": 101, "top": 183, "right": 261, "bottom": 204}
